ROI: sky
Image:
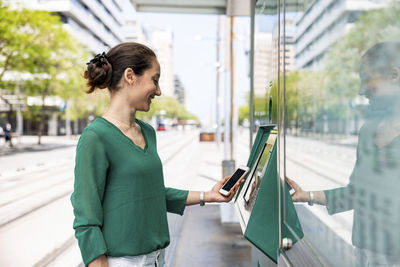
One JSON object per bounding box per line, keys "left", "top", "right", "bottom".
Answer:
{"left": 135, "top": 12, "right": 251, "bottom": 126}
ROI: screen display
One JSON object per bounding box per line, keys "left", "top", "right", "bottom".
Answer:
{"left": 222, "top": 168, "right": 246, "bottom": 191}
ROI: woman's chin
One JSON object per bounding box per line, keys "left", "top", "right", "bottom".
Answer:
{"left": 143, "top": 103, "right": 151, "bottom": 112}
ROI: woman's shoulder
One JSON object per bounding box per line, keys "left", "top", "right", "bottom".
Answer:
{"left": 78, "top": 118, "right": 109, "bottom": 143}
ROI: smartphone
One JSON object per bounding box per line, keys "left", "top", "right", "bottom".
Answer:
{"left": 219, "top": 165, "right": 250, "bottom": 196}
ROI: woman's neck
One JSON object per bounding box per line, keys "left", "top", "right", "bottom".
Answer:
{"left": 103, "top": 93, "right": 136, "bottom": 128}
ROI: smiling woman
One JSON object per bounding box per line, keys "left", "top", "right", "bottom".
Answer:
{"left": 70, "top": 42, "right": 243, "bottom": 267}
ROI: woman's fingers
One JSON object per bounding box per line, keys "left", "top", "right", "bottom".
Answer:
{"left": 219, "top": 176, "right": 230, "bottom": 187}
{"left": 286, "top": 177, "right": 300, "bottom": 191}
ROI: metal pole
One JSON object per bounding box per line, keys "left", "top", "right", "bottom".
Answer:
{"left": 249, "top": 0, "right": 256, "bottom": 150}
{"left": 230, "top": 16, "right": 235, "bottom": 160}
{"left": 277, "top": 0, "right": 282, "bottom": 250}
{"left": 224, "top": 16, "right": 231, "bottom": 160}
{"left": 15, "top": 84, "right": 23, "bottom": 137}
{"left": 216, "top": 15, "right": 221, "bottom": 147}
{"left": 66, "top": 99, "right": 71, "bottom": 138}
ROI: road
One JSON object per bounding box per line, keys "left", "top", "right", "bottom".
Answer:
{"left": 0, "top": 129, "right": 203, "bottom": 267}
{"left": 0, "top": 129, "right": 358, "bottom": 266}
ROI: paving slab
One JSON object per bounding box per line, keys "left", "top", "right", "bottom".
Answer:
{"left": 173, "top": 204, "right": 251, "bottom": 267}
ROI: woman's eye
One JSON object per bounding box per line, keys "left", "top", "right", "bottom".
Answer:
{"left": 154, "top": 80, "right": 159, "bottom": 86}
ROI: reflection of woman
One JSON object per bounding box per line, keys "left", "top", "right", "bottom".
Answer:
{"left": 287, "top": 42, "right": 400, "bottom": 266}
{"left": 70, "top": 43, "right": 243, "bottom": 267}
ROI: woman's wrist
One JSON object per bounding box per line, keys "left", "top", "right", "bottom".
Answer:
{"left": 302, "top": 191, "right": 311, "bottom": 202}
{"left": 204, "top": 191, "right": 212, "bottom": 203}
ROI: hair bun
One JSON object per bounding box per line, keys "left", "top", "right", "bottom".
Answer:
{"left": 84, "top": 52, "right": 112, "bottom": 93}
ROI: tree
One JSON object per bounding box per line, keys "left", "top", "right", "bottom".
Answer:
{"left": 137, "top": 96, "right": 197, "bottom": 121}
{"left": 0, "top": 2, "right": 89, "bottom": 143}
{"left": 324, "top": 3, "right": 400, "bottom": 121}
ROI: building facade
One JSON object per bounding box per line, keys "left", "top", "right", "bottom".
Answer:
{"left": 294, "top": 0, "right": 390, "bottom": 70}
{"left": 151, "top": 29, "right": 175, "bottom": 97}
{"left": 5, "top": 0, "right": 134, "bottom": 53}
{"left": 253, "top": 31, "right": 273, "bottom": 97}
{"left": 174, "top": 75, "right": 185, "bottom": 105}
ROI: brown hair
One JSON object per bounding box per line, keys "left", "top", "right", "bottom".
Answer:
{"left": 84, "top": 42, "right": 157, "bottom": 94}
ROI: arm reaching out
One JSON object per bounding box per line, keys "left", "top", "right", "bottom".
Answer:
{"left": 286, "top": 177, "right": 327, "bottom": 205}
{"left": 186, "top": 176, "right": 244, "bottom": 205}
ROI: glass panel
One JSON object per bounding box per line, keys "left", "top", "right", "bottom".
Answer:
{"left": 254, "top": 0, "right": 279, "bottom": 128}
{"left": 281, "top": 0, "right": 400, "bottom": 265}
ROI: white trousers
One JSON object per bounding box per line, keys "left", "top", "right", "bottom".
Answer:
{"left": 107, "top": 249, "right": 165, "bottom": 267}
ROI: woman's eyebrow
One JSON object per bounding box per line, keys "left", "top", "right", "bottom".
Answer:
{"left": 153, "top": 73, "right": 160, "bottom": 79}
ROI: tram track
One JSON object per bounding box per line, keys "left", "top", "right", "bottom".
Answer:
{"left": 34, "top": 131, "right": 197, "bottom": 267}
{"left": 0, "top": 130, "right": 197, "bottom": 266}
{"left": 0, "top": 131, "right": 196, "bottom": 229}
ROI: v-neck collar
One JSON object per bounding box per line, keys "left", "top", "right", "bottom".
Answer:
{"left": 98, "top": 116, "right": 148, "bottom": 153}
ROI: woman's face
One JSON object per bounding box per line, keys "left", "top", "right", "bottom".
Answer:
{"left": 360, "top": 66, "right": 399, "bottom": 99}
{"left": 129, "top": 59, "right": 161, "bottom": 112}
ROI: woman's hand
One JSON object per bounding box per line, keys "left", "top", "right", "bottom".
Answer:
{"left": 206, "top": 176, "right": 244, "bottom": 203}
{"left": 286, "top": 177, "right": 309, "bottom": 202}
{"left": 88, "top": 255, "right": 108, "bottom": 267}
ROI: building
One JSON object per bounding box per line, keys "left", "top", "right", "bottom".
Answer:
{"left": 282, "top": 19, "right": 296, "bottom": 72}
{"left": 124, "top": 19, "right": 150, "bottom": 45}
{"left": 253, "top": 31, "right": 273, "bottom": 97}
{"left": 1, "top": 0, "right": 139, "bottom": 135}
{"left": 5, "top": 0, "right": 134, "bottom": 53}
{"left": 174, "top": 75, "right": 185, "bottom": 105}
{"left": 151, "top": 29, "right": 175, "bottom": 97}
{"left": 294, "top": 0, "right": 390, "bottom": 70}
{"left": 270, "top": 19, "right": 296, "bottom": 80}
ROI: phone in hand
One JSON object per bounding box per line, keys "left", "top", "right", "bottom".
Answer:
{"left": 219, "top": 165, "right": 250, "bottom": 196}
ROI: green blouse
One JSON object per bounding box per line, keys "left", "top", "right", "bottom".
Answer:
{"left": 70, "top": 117, "right": 189, "bottom": 266}
{"left": 324, "top": 120, "right": 400, "bottom": 256}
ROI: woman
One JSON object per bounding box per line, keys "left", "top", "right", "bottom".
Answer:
{"left": 287, "top": 42, "right": 400, "bottom": 266}
{"left": 70, "top": 42, "right": 241, "bottom": 267}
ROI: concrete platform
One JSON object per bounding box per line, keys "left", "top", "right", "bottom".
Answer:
{"left": 173, "top": 204, "right": 251, "bottom": 267}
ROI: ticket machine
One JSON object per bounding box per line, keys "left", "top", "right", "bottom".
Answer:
{"left": 234, "top": 125, "right": 303, "bottom": 264}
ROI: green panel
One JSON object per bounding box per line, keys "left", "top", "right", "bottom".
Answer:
{"left": 235, "top": 125, "right": 275, "bottom": 202}
{"left": 236, "top": 125, "right": 303, "bottom": 263}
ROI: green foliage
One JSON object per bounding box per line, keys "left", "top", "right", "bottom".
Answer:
{"left": 0, "top": 1, "right": 93, "bottom": 128}
{"left": 323, "top": 3, "right": 400, "bottom": 120}
{"left": 270, "top": 3, "right": 400, "bottom": 131}
{"left": 137, "top": 96, "right": 197, "bottom": 121}
{"left": 239, "top": 104, "right": 249, "bottom": 124}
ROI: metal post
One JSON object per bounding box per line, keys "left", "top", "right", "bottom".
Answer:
{"left": 230, "top": 16, "right": 235, "bottom": 161}
{"left": 224, "top": 16, "right": 231, "bottom": 161}
{"left": 221, "top": 15, "right": 236, "bottom": 223}
{"left": 66, "top": 100, "right": 71, "bottom": 138}
{"left": 15, "top": 84, "right": 23, "bottom": 137}
{"left": 216, "top": 15, "right": 221, "bottom": 147}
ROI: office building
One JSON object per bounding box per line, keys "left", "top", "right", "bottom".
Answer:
{"left": 294, "top": 0, "right": 390, "bottom": 70}
{"left": 254, "top": 31, "right": 272, "bottom": 97}
{"left": 5, "top": 0, "right": 134, "bottom": 53}
{"left": 151, "top": 29, "right": 175, "bottom": 97}
{"left": 174, "top": 75, "right": 185, "bottom": 105}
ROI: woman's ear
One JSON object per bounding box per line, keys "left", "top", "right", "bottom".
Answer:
{"left": 123, "top": 68, "right": 136, "bottom": 86}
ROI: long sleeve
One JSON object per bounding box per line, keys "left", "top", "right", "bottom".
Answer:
{"left": 70, "top": 129, "right": 109, "bottom": 266}
{"left": 324, "top": 133, "right": 364, "bottom": 215}
{"left": 165, "top": 187, "right": 189, "bottom": 215}
{"left": 324, "top": 184, "right": 355, "bottom": 214}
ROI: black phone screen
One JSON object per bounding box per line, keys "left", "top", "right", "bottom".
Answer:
{"left": 222, "top": 168, "right": 246, "bottom": 191}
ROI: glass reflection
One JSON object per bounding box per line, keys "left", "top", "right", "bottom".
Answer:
{"left": 289, "top": 42, "right": 400, "bottom": 266}
{"left": 281, "top": 0, "right": 400, "bottom": 265}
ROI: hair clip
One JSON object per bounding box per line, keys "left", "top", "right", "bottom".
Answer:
{"left": 87, "top": 52, "right": 107, "bottom": 67}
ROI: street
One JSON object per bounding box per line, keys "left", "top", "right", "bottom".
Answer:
{"left": 0, "top": 130, "right": 358, "bottom": 266}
